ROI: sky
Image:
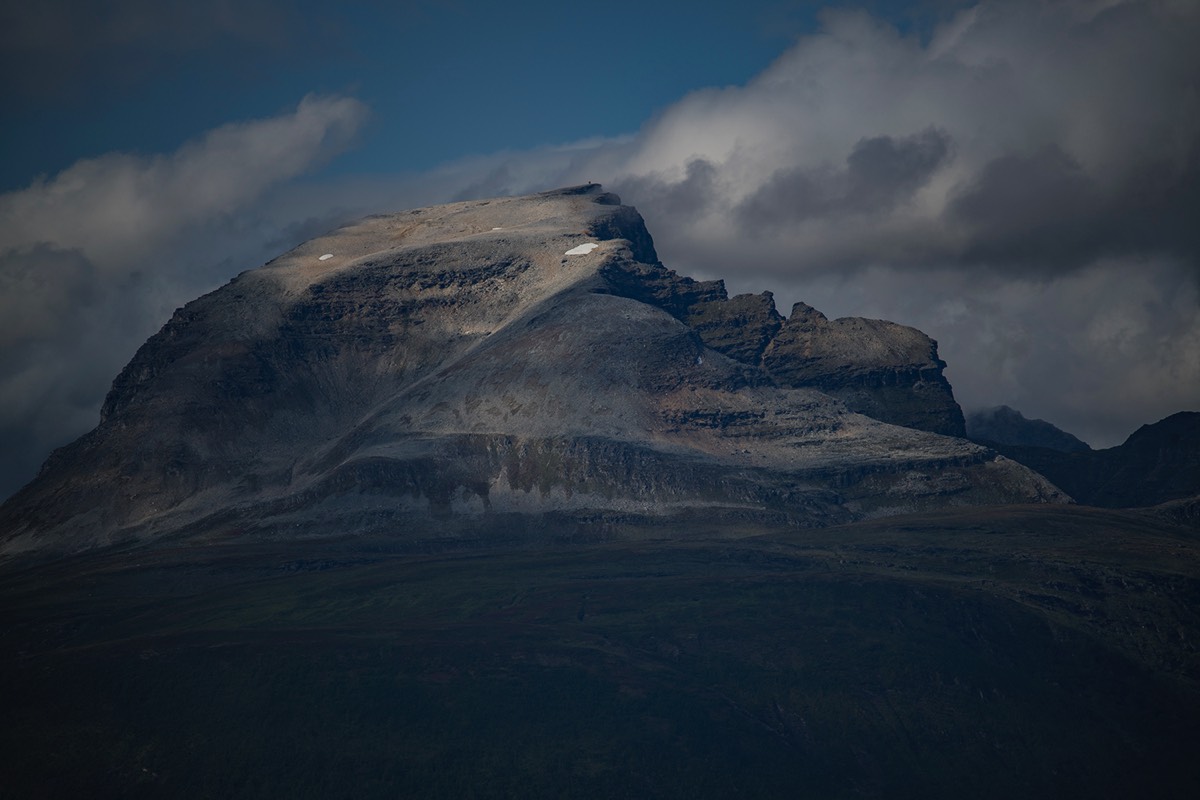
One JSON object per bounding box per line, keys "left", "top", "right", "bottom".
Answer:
{"left": 1, "top": 0, "right": 1198, "bottom": 500}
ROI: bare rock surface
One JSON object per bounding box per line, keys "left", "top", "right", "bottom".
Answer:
{"left": 763, "top": 302, "right": 967, "bottom": 436}
{"left": 0, "top": 185, "right": 1064, "bottom": 557}
{"left": 684, "top": 291, "right": 784, "bottom": 366}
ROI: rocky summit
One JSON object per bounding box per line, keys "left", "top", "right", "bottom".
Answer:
{"left": 0, "top": 185, "right": 1064, "bottom": 557}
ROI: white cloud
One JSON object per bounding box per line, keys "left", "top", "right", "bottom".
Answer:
{"left": 0, "top": 94, "right": 368, "bottom": 497}
{"left": 0, "top": 94, "right": 368, "bottom": 268}
{"left": 574, "top": 0, "right": 1200, "bottom": 446}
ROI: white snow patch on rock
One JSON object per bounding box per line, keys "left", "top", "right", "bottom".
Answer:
{"left": 318, "top": 253, "right": 334, "bottom": 261}
{"left": 564, "top": 242, "right": 599, "bottom": 256}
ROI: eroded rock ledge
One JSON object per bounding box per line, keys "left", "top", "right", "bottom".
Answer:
{"left": 598, "top": 261, "right": 964, "bottom": 436}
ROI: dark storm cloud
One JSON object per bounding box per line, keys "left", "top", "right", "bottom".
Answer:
{"left": 616, "top": 158, "right": 721, "bottom": 220}
{"left": 0, "top": 245, "right": 128, "bottom": 497}
{"left": 947, "top": 147, "right": 1107, "bottom": 268}
{"left": 0, "top": 245, "right": 99, "bottom": 352}
{"left": 737, "top": 127, "right": 951, "bottom": 229}
{"left": 948, "top": 143, "right": 1200, "bottom": 273}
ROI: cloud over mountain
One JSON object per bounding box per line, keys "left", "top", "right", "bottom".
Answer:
{"left": 573, "top": 0, "right": 1200, "bottom": 446}
{"left": 595, "top": 0, "right": 1198, "bottom": 272}
{"left": 0, "top": 94, "right": 368, "bottom": 497}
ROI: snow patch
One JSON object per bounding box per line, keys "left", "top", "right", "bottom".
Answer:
{"left": 564, "top": 242, "right": 599, "bottom": 256}
{"left": 318, "top": 253, "right": 334, "bottom": 261}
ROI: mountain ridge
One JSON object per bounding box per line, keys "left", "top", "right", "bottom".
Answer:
{"left": 2, "top": 185, "right": 1063, "bottom": 557}
{"left": 978, "top": 411, "right": 1200, "bottom": 509}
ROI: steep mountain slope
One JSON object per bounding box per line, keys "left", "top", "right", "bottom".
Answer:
{"left": 0, "top": 185, "right": 1062, "bottom": 557}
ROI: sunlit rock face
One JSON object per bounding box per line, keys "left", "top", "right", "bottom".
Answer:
{"left": 762, "top": 302, "right": 967, "bottom": 437}
{"left": 0, "top": 185, "right": 1064, "bottom": 556}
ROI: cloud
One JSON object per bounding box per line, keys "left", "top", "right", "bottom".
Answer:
{"left": 556, "top": 0, "right": 1198, "bottom": 446}
{"left": 588, "top": 0, "right": 1200, "bottom": 278}
{"left": 0, "top": 94, "right": 368, "bottom": 498}
{"left": 736, "top": 127, "right": 953, "bottom": 229}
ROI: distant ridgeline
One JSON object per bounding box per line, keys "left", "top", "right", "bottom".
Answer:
{"left": 969, "top": 408, "right": 1200, "bottom": 514}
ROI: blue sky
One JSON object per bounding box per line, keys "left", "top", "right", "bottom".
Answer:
{"left": 1, "top": 0, "right": 1198, "bottom": 499}
{"left": 1, "top": 0, "right": 864, "bottom": 189}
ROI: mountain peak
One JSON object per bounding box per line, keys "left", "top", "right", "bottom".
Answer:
{"left": 1, "top": 187, "right": 1064, "bottom": 557}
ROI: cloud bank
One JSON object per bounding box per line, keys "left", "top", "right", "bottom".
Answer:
{"left": 0, "top": 94, "right": 368, "bottom": 497}
{"left": 563, "top": 0, "right": 1198, "bottom": 449}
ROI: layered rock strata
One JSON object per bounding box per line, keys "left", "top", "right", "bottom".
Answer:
{"left": 1, "top": 185, "right": 1063, "bottom": 556}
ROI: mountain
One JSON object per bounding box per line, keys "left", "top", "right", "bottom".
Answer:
{"left": 980, "top": 411, "right": 1200, "bottom": 509}
{"left": 0, "top": 185, "right": 1062, "bottom": 557}
{"left": 2, "top": 185, "right": 1198, "bottom": 798}
{"left": 966, "top": 405, "right": 1091, "bottom": 452}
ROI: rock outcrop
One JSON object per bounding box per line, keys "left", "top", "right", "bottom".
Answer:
{"left": 683, "top": 292, "right": 784, "bottom": 366}
{"left": 763, "top": 303, "right": 967, "bottom": 437}
{"left": 0, "top": 185, "right": 1064, "bottom": 557}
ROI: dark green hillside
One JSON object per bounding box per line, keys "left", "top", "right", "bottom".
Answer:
{"left": 3, "top": 505, "right": 1199, "bottom": 798}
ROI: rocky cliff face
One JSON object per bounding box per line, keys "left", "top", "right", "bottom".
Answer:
{"left": 595, "top": 263, "right": 964, "bottom": 437}
{"left": 763, "top": 303, "right": 966, "bottom": 437}
{"left": 0, "top": 185, "right": 1065, "bottom": 557}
